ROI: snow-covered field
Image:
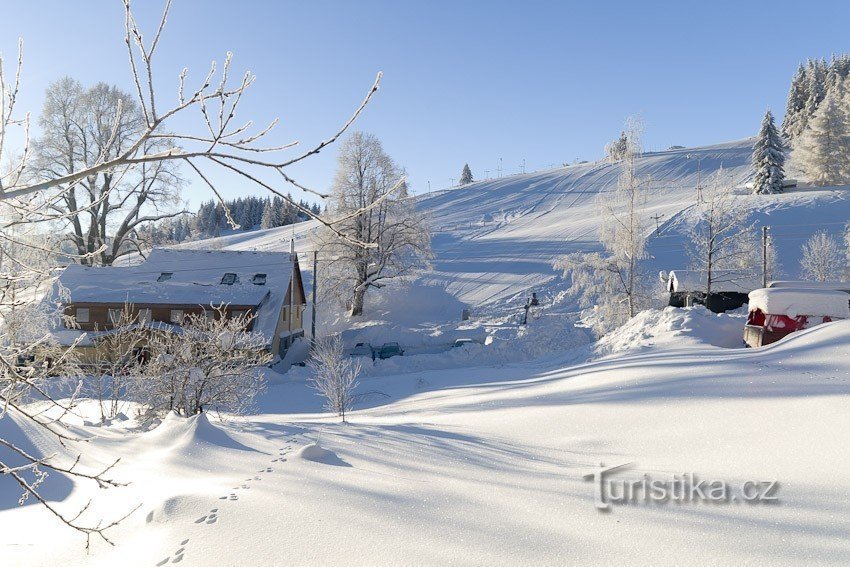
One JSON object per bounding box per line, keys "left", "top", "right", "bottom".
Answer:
{"left": 5, "top": 138, "right": 850, "bottom": 565}
{"left": 4, "top": 314, "right": 850, "bottom": 565}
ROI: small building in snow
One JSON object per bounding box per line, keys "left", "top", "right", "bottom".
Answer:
{"left": 54, "top": 248, "right": 307, "bottom": 363}
{"left": 662, "top": 269, "right": 759, "bottom": 313}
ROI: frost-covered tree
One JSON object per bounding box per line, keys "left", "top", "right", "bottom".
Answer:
{"left": 800, "top": 231, "right": 844, "bottom": 282}
{"left": 460, "top": 163, "right": 474, "bottom": 185}
{"left": 33, "top": 78, "right": 186, "bottom": 266}
{"left": 844, "top": 223, "right": 850, "bottom": 274}
{"left": 782, "top": 64, "right": 810, "bottom": 140}
{"left": 752, "top": 110, "right": 786, "bottom": 195}
{"left": 555, "top": 118, "right": 648, "bottom": 334}
{"left": 307, "top": 335, "right": 361, "bottom": 422}
{"left": 791, "top": 89, "right": 850, "bottom": 186}
{"left": 132, "top": 307, "right": 271, "bottom": 418}
{"left": 316, "top": 132, "right": 432, "bottom": 316}
{"left": 604, "top": 130, "right": 629, "bottom": 162}
{"left": 687, "top": 168, "right": 756, "bottom": 294}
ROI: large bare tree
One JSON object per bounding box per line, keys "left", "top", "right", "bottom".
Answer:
{"left": 317, "top": 132, "right": 431, "bottom": 316}
{"left": 34, "top": 78, "right": 184, "bottom": 265}
{"left": 0, "top": 0, "right": 386, "bottom": 547}
{"left": 686, "top": 168, "right": 756, "bottom": 294}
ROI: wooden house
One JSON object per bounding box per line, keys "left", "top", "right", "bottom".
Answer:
{"left": 53, "top": 248, "right": 307, "bottom": 364}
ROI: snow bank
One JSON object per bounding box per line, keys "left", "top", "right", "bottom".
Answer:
{"left": 295, "top": 442, "right": 349, "bottom": 466}
{"left": 144, "top": 411, "right": 254, "bottom": 456}
{"left": 595, "top": 306, "right": 746, "bottom": 356}
{"left": 0, "top": 409, "right": 75, "bottom": 508}
{"left": 748, "top": 288, "right": 850, "bottom": 318}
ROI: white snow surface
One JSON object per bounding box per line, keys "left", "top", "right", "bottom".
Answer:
{"left": 595, "top": 306, "right": 747, "bottom": 355}
{"left": 4, "top": 318, "right": 850, "bottom": 565}
{"left": 7, "top": 139, "right": 850, "bottom": 564}
{"left": 748, "top": 288, "right": 850, "bottom": 318}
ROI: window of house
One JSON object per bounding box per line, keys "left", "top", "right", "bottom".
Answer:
{"left": 169, "top": 309, "right": 184, "bottom": 324}
{"left": 221, "top": 273, "right": 238, "bottom": 285}
{"left": 230, "top": 309, "right": 247, "bottom": 320}
{"left": 251, "top": 273, "right": 267, "bottom": 285}
{"left": 157, "top": 272, "right": 173, "bottom": 282}
{"left": 108, "top": 308, "right": 123, "bottom": 325}
{"left": 203, "top": 309, "right": 216, "bottom": 320}
{"left": 75, "top": 307, "right": 90, "bottom": 324}
{"left": 138, "top": 308, "right": 152, "bottom": 324}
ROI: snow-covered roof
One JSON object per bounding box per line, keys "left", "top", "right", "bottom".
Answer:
{"left": 748, "top": 288, "right": 850, "bottom": 318}
{"left": 666, "top": 270, "right": 760, "bottom": 294}
{"left": 767, "top": 280, "right": 850, "bottom": 292}
{"left": 55, "top": 248, "right": 301, "bottom": 343}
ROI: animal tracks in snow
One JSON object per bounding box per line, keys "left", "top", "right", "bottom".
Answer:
{"left": 194, "top": 508, "right": 219, "bottom": 525}
{"left": 156, "top": 539, "right": 190, "bottom": 565}
{"left": 155, "top": 435, "right": 303, "bottom": 565}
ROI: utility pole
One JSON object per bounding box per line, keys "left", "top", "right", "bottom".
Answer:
{"left": 311, "top": 249, "right": 318, "bottom": 345}
{"left": 427, "top": 180, "right": 431, "bottom": 194}
{"left": 498, "top": 157, "right": 503, "bottom": 178}
{"left": 287, "top": 239, "right": 295, "bottom": 354}
{"left": 484, "top": 169, "right": 490, "bottom": 179}
{"left": 449, "top": 177, "right": 455, "bottom": 187}
{"left": 651, "top": 213, "right": 665, "bottom": 235}
{"left": 762, "top": 226, "right": 769, "bottom": 288}
{"left": 520, "top": 158, "right": 526, "bottom": 174}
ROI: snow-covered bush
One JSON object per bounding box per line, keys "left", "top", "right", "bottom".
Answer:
{"left": 132, "top": 306, "right": 271, "bottom": 418}
{"left": 83, "top": 305, "right": 148, "bottom": 422}
{"left": 800, "top": 231, "right": 844, "bottom": 282}
{"left": 308, "top": 335, "right": 361, "bottom": 421}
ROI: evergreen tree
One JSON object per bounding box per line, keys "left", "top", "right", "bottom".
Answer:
{"left": 260, "top": 204, "right": 276, "bottom": 229}
{"left": 752, "top": 110, "right": 786, "bottom": 195}
{"left": 782, "top": 64, "right": 809, "bottom": 139}
{"left": 460, "top": 163, "right": 474, "bottom": 185}
{"left": 792, "top": 89, "right": 850, "bottom": 186}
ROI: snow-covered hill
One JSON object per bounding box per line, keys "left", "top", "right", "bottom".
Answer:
{"left": 180, "top": 139, "right": 759, "bottom": 310}
{"left": 175, "top": 138, "right": 850, "bottom": 354}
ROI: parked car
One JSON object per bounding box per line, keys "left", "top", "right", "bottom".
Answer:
{"left": 378, "top": 342, "right": 404, "bottom": 359}
{"left": 351, "top": 342, "right": 375, "bottom": 361}
{"left": 743, "top": 287, "right": 850, "bottom": 347}
{"left": 451, "top": 338, "right": 475, "bottom": 348}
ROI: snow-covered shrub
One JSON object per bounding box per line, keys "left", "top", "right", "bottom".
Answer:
{"left": 800, "top": 231, "right": 844, "bottom": 282}
{"left": 132, "top": 306, "right": 271, "bottom": 418}
{"left": 83, "top": 305, "right": 149, "bottom": 422}
{"left": 308, "top": 335, "right": 361, "bottom": 421}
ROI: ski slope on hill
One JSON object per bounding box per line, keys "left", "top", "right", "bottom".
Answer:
{"left": 177, "top": 137, "right": 850, "bottom": 322}
{"left": 180, "top": 140, "right": 756, "bottom": 308}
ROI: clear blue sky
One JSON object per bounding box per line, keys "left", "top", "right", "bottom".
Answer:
{"left": 2, "top": 1, "right": 850, "bottom": 208}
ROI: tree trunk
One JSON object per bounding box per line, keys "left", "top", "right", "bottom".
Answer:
{"left": 350, "top": 287, "right": 365, "bottom": 317}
